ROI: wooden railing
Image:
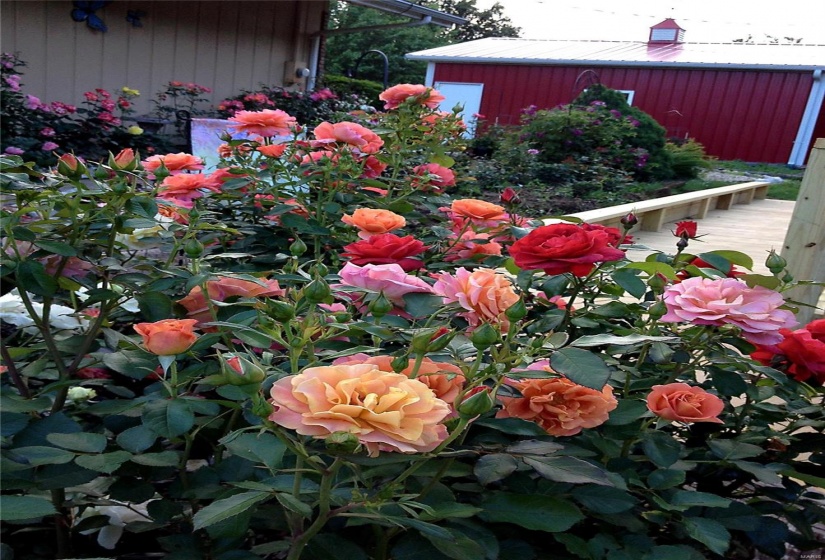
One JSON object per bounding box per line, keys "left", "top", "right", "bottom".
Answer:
{"left": 547, "top": 181, "right": 771, "bottom": 231}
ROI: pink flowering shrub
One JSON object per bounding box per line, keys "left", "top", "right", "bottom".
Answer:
{"left": 1, "top": 81, "right": 822, "bottom": 560}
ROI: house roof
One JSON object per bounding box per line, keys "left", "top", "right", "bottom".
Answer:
{"left": 406, "top": 37, "right": 825, "bottom": 70}
{"left": 344, "top": 0, "right": 467, "bottom": 28}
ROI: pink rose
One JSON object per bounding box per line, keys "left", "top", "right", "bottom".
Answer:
{"left": 312, "top": 121, "right": 384, "bottom": 155}
{"left": 268, "top": 364, "right": 450, "bottom": 456}
{"left": 647, "top": 383, "right": 724, "bottom": 423}
{"left": 337, "top": 262, "right": 432, "bottom": 308}
{"left": 379, "top": 84, "right": 445, "bottom": 110}
{"left": 661, "top": 277, "right": 797, "bottom": 346}
{"left": 432, "top": 267, "right": 519, "bottom": 330}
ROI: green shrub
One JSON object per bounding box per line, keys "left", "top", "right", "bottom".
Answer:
{"left": 319, "top": 74, "right": 384, "bottom": 108}
{"left": 665, "top": 138, "right": 713, "bottom": 179}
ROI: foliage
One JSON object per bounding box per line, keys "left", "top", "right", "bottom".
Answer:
{"left": 151, "top": 80, "right": 213, "bottom": 120}
{"left": 573, "top": 84, "right": 674, "bottom": 181}
{"left": 1, "top": 84, "right": 824, "bottom": 560}
{"left": 0, "top": 53, "right": 168, "bottom": 166}
{"left": 665, "top": 138, "right": 714, "bottom": 179}
{"left": 320, "top": 74, "right": 385, "bottom": 109}
{"left": 325, "top": 0, "right": 520, "bottom": 85}
{"left": 216, "top": 84, "right": 373, "bottom": 126}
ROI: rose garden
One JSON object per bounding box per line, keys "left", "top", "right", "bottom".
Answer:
{"left": 1, "top": 76, "right": 824, "bottom": 560}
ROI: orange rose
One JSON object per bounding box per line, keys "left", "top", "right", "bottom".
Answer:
{"left": 178, "top": 276, "right": 286, "bottom": 324}
{"left": 342, "top": 208, "right": 406, "bottom": 239}
{"left": 379, "top": 84, "right": 445, "bottom": 110}
{"left": 312, "top": 121, "right": 384, "bottom": 154}
{"left": 134, "top": 319, "right": 199, "bottom": 356}
{"left": 497, "top": 372, "right": 617, "bottom": 436}
{"left": 228, "top": 109, "right": 297, "bottom": 137}
{"left": 333, "top": 354, "right": 465, "bottom": 405}
{"left": 257, "top": 144, "right": 287, "bottom": 158}
{"left": 268, "top": 364, "right": 450, "bottom": 456}
{"left": 646, "top": 383, "right": 724, "bottom": 424}
{"left": 142, "top": 152, "right": 204, "bottom": 174}
{"left": 451, "top": 199, "right": 506, "bottom": 222}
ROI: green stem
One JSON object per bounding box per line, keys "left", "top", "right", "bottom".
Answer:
{"left": 287, "top": 459, "right": 342, "bottom": 560}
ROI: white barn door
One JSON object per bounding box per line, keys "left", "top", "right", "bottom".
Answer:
{"left": 434, "top": 82, "right": 484, "bottom": 138}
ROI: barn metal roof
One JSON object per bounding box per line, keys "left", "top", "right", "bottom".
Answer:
{"left": 407, "top": 37, "right": 825, "bottom": 70}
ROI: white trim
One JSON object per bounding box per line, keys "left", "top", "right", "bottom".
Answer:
{"left": 789, "top": 70, "right": 825, "bottom": 166}
{"left": 424, "top": 63, "right": 436, "bottom": 87}
{"left": 618, "top": 90, "right": 635, "bottom": 105}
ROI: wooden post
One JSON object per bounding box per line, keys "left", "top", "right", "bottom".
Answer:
{"left": 780, "top": 138, "right": 825, "bottom": 324}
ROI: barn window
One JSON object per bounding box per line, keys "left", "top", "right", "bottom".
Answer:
{"left": 618, "top": 90, "right": 635, "bottom": 106}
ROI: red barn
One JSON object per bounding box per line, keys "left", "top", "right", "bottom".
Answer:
{"left": 407, "top": 20, "right": 825, "bottom": 165}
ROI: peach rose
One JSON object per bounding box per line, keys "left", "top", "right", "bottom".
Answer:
{"left": 379, "top": 84, "right": 445, "bottom": 110}
{"left": 333, "top": 353, "right": 465, "bottom": 405}
{"left": 257, "top": 144, "right": 287, "bottom": 158}
{"left": 268, "top": 363, "right": 451, "bottom": 456}
{"left": 178, "top": 276, "right": 286, "bottom": 324}
{"left": 443, "top": 231, "right": 502, "bottom": 263}
{"left": 432, "top": 267, "right": 519, "bottom": 330}
{"left": 497, "top": 368, "right": 617, "bottom": 436}
{"left": 134, "top": 319, "right": 199, "bottom": 356}
{"left": 142, "top": 152, "right": 204, "bottom": 174}
{"left": 449, "top": 199, "right": 507, "bottom": 227}
{"left": 228, "top": 109, "right": 297, "bottom": 137}
{"left": 312, "top": 121, "right": 384, "bottom": 155}
{"left": 411, "top": 163, "right": 455, "bottom": 191}
{"left": 342, "top": 208, "right": 406, "bottom": 239}
{"left": 646, "top": 383, "right": 724, "bottom": 424}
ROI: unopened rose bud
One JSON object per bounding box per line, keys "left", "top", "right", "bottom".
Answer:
{"left": 676, "top": 236, "right": 689, "bottom": 251}
{"left": 183, "top": 238, "right": 204, "bottom": 258}
{"left": 457, "top": 386, "right": 495, "bottom": 418}
{"left": 391, "top": 354, "right": 410, "bottom": 373}
{"left": 289, "top": 238, "right": 307, "bottom": 257}
{"left": 368, "top": 292, "right": 394, "bottom": 318}
{"left": 425, "top": 326, "right": 454, "bottom": 352}
{"left": 267, "top": 300, "right": 295, "bottom": 322}
{"left": 648, "top": 300, "right": 668, "bottom": 319}
{"left": 251, "top": 393, "right": 274, "bottom": 418}
{"left": 504, "top": 299, "right": 527, "bottom": 321}
{"left": 153, "top": 162, "right": 171, "bottom": 181}
{"left": 648, "top": 273, "right": 667, "bottom": 292}
{"left": 325, "top": 431, "right": 361, "bottom": 454}
{"left": 471, "top": 323, "right": 499, "bottom": 350}
{"left": 500, "top": 187, "right": 520, "bottom": 204}
{"left": 620, "top": 212, "right": 638, "bottom": 229}
{"left": 221, "top": 353, "right": 266, "bottom": 385}
{"left": 765, "top": 250, "right": 787, "bottom": 274}
{"left": 303, "top": 277, "right": 331, "bottom": 304}
{"left": 56, "top": 153, "right": 87, "bottom": 179}
{"left": 109, "top": 148, "right": 138, "bottom": 171}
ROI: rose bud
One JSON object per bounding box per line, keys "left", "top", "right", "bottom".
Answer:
{"left": 500, "top": 187, "right": 520, "bottom": 205}
{"left": 109, "top": 148, "right": 138, "bottom": 171}
{"left": 134, "top": 319, "right": 199, "bottom": 356}
{"left": 289, "top": 238, "right": 308, "bottom": 257}
{"left": 471, "top": 323, "right": 499, "bottom": 350}
{"left": 765, "top": 250, "right": 787, "bottom": 275}
{"left": 221, "top": 353, "right": 266, "bottom": 385}
{"left": 303, "top": 277, "right": 331, "bottom": 304}
{"left": 325, "top": 431, "right": 361, "bottom": 454}
{"left": 457, "top": 386, "right": 495, "bottom": 418}
{"left": 57, "top": 153, "right": 87, "bottom": 178}
{"left": 620, "top": 212, "right": 638, "bottom": 229}
{"left": 504, "top": 298, "right": 528, "bottom": 321}
{"left": 673, "top": 220, "right": 698, "bottom": 239}
{"left": 368, "top": 292, "right": 394, "bottom": 318}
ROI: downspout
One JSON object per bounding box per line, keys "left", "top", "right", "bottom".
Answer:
{"left": 789, "top": 69, "right": 825, "bottom": 166}
{"left": 309, "top": 15, "right": 433, "bottom": 89}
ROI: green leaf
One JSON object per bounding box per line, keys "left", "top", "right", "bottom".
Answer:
{"left": 777, "top": 469, "right": 825, "bottom": 488}
{"left": 733, "top": 461, "right": 783, "bottom": 487}
{"left": 142, "top": 399, "right": 194, "bottom": 439}
{"left": 0, "top": 495, "right": 56, "bottom": 521}
{"left": 102, "top": 351, "right": 159, "bottom": 380}
{"left": 223, "top": 432, "right": 286, "bottom": 470}
{"left": 116, "top": 425, "right": 157, "bottom": 454}
{"left": 75, "top": 451, "right": 133, "bottom": 473}
{"left": 642, "top": 432, "right": 681, "bottom": 467}
{"left": 643, "top": 545, "right": 706, "bottom": 560}
{"left": 192, "top": 491, "right": 271, "bottom": 531}
{"left": 430, "top": 154, "right": 455, "bottom": 168}
{"left": 670, "top": 490, "right": 731, "bottom": 509}
{"left": 605, "top": 399, "right": 649, "bottom": 426}
{"left": 623, "top": 262, "right": 677, "bottom": 280}
{"left": 711, "top": 369, "right": 748, "bottom": 397}
{"left": 572, "top": 485, "right": 637, "bottom": 514}
{"left": 34, "top": 240, "right": 78, "bottom": 257}
{"left": 136, "top": 292, "right": 174, "bottom": 322}
{"left": 125, "top": 196, "right": 159, "bottom": 219}
{"left": 708, "top": 440, "right": 763, "bottom": 461}
{"left": 424, "top": 527, "right": 487, "bottom": 560}
{"left": 46, "top": 432, "right": 108, "bottom": 453}
{"left": 647, "top": 469, "right": 686, "bottom": 490}
{"left": 550, "top": 348, "right": 611, "bottom": 390}
{"left": 402, "top": 293, "right": 444, "bottom": 318}
{"left": 16, "top": 260, "right": 58, "bottom": 297}
{"left": 474, "top": 418, "right": 548, "bottom": 436}
{"left": 474, "top": 454, "right": 519, "bottom": 485}
{"left": 571, "top": 334, "right": 677, "bottom": 347}
{"left": 130, "top": 450, "right": 181, "bottom": 467}
{"left": 303, "top": 533, "right": 368, "bottom": 560}
{"left": 479, "top": 492, "right": 583, "bottom": 532}
{"left": 612, "top": 268, "right": 646, "bottom": 298}
{"left": 700, "top": 250, "right": 753, "bottom": 270}
{"left": 682, "top": 517, "right": 730, "bottom": 556}
{"left": 523, "top": 456, "right": 613, "bottom": 486}
{"left": 505, "top": 440, "right": 563, "bottom": 456}
{"left": 11, "top": 446, "right": 75, "bottom": 466}
{"left": 275, "top": 493, "right": 313, "bottom": 518}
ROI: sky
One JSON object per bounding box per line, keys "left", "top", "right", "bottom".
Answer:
{"left": 475, "top": 0, "right": 825, "bottom": 44}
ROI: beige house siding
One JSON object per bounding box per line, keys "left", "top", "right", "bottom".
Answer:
{"left": 1, "top": 0, "right": 327, "bottom": 115}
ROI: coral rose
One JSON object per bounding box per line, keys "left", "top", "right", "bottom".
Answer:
{"left": 412, "top": 163, "right": 456, "bottom": 191}
{"left": 341, "top": 234, "right": 427, "bottom": 271}
{"left": 257, "top": 144, "right": 287, "bottom": 158}
{"left": 178, "top": 276, "right": 286, "bottom": 324}
{"left": 142, "top": 152, "right": 204, "bottom": 174}
{"left": 660, "top": 277, "right": 797, "bottom": 346}
{"left": 157, "top": 173, "right": 220, "bottom": 208}
{"left": 509, "top": 223, "right": 626, "bottom": 277}
{"left": 379, "top": 84, "right": 445, "bottom": 110}
{"left": 497, "top": 368, "right": 617, "bottom": 436}
{"left": 341, "top": 208, "right": 406, "bottom": 239}
{"left": 312, "top": 121, "right": 384, "bottom": 155}
{"left": 134, "top": 319, "right": 198, "bottom": 356}
{"left": 360, "top": 155, "right": 388, "bottom": 179}
{"left": 228, "top": 109, "right": 297, "bottom": 137}
{"left": 333, "top": 353, "right": 465, "bottom": 406}
{"left": 337, "top": 262, "right": 432, "bottom": 308}
{"left": 449, "top": 199, "right": 507, "bottom": 227}
{"left": 268, "top": 363, "right": 450, "bottom": 456}
{"left": 432, "top": 267, "right": 519, "bottom": 330}
{"left": 443, "top": 231, "right": 503, "bottom": 263}
{"left": 646, "top": 383, "right": 724, "bottom": 423}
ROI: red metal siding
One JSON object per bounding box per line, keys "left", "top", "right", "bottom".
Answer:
{"left": 433, "top": 63, "right": 813, "bottom": 163}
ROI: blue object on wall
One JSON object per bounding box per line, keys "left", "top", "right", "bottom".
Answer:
{"left": 71, "top": 1, "right": 112, "bottom": 32}
{"left": 126, "top": 10, "right": 145, "bottom": 28}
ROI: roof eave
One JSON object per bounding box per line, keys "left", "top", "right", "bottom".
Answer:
{"left": 343, "top": 0, "right": 467, "bottom": 27}
{"left": 404, "top": 54, "right": 825, "bottom": 71}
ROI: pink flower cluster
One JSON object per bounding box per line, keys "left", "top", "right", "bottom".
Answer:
{"left": 660, "top": 277, "right": 797, "bottom": 346}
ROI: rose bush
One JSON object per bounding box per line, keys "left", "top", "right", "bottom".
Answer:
{"left": 1, "top": 83, "right": 823, "bottom": 560}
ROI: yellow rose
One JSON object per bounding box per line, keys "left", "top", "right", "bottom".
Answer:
{"left": 127, "top": 125, "right": 144, "bottom": 135}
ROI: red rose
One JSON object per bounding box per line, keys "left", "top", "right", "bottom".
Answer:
{"left": 674, "top": 220, "right": 698, "bottom": 238}
{"left": 775, "top": 319, "right": 825, "bottom": 385}
{"left": 508, "top": 223, "right": 626, "bottom": 276}
{"left": 341, "top": 233, "right": 428, "bottom": 271}
{"left": 579, "top": 223, "right": 632, "bottom": 247}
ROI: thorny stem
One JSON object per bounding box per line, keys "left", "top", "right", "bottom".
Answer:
{"left": 286, "top": 458, "right": 342, "bottom": 560}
